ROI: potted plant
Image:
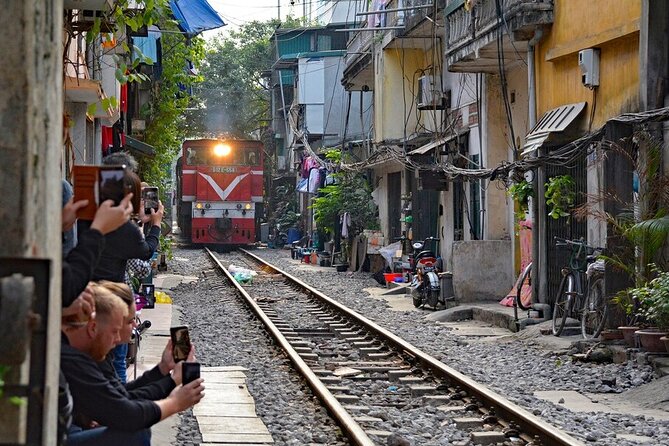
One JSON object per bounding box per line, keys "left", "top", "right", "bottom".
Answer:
{"left": 612, "top": 290, "right": 642, "bottom": 347}
{"left": 634, "top": 267, "right": 669, "bottom": 352}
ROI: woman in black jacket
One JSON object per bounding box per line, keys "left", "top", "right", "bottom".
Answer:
{"left": 92, "top": 171, "right": 164, "bottom": 283}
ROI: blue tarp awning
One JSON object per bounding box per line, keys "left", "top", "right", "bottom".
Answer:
{"left": 169, "top": 0, "right": 225, "bottom": 35}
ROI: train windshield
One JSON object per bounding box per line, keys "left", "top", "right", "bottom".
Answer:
{"left": 185, "top": 145, "right": 260, "bottom": 166}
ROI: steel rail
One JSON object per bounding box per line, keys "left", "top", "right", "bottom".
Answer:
{"left": 205, "top": 248, "right": 375, "bottom": 446}
{"left": 240, "top": 248, "right": 586, "bottom": 446}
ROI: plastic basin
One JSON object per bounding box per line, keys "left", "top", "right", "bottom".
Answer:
{"left": 383, "top": 273, "right": 403, "bottom": 283}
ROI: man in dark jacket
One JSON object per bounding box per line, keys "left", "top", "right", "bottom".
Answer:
{"left": 61, "top": 285, "right": 204, "bottom": 445}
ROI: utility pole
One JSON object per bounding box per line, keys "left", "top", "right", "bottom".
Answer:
{"left": 277, "top": 0, "right": 281, "bottom": 21}
{"left": 0, "top": 0, "right": 63, "bottom": 443}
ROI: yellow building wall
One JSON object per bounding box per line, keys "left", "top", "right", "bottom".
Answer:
{"left": 374, "top": 48, "right": 428, "bottom": 141}
{"left": 536, "top": 0, "right": 640, "bottom": 129}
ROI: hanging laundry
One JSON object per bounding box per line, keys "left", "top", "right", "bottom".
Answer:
{"left": 302, "top": 156, "right": 320, "bottom": 179}
{"left": 318, "top": 167, "right": 327, "bottom": 189}
{"left": 308, "top": 167, "right": 320, "bottom": 194}
{"left": 297, "top": 177, "right": 309, "bottom": 193}
{"left": 341, "top": 212, "right": 351, "bottom": 238}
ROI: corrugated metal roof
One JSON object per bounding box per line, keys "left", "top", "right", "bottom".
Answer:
{"left": 408, "top": 130, "right": 467, "bottom": 155}
{"left": 408, "top": 136, "right": 451, "bottom": 155}
{"left": 522, "top": 102, "right": 586, "bottom": 156}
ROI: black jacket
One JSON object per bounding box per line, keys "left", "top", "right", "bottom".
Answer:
{"left": 60, "top": 335, "right": 161, "bottom": 431}
{"left": 98, "top": 354, "right": 176, "bottom": 401}
{"left": 92, "top": 222, "right": 160, "bottom": 283}
{"left": 62, "top": 229, "right": 105, "bottom": 307}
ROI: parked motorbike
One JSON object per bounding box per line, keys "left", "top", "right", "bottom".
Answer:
{"left": 126, "top": 295, "right": 152, "bottom": 379}
{"left": 396, "top": 236, "right": 444, "bottom": 309}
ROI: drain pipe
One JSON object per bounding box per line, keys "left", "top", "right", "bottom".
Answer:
{"left": 525, "top": 27, "right": 552, "bottom": 320}
{"left": 527, "top": 27, "right": 542, "bottom": 129}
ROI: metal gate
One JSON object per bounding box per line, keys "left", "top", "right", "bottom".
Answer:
{"left": 545, "top": 152, "right": 587, "bottom": 303}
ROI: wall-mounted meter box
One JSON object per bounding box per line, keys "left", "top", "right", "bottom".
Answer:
{"left": 578, "top": 48, "right": 600, "bottom": 88}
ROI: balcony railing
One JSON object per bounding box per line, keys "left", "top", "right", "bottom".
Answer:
{"left": 381, "top": 0, "right": 445, "bottom": 36}
{"left": 445, "top": 0, "right": 553, "bottom": 51}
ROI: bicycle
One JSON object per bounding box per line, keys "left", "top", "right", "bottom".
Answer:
{"left": 551, "top": 238, "right": 607, "bottom": 338}
{"left": 511, "top": 262, "right": 533, "bottom": 331}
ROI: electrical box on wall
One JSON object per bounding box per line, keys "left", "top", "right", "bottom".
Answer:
{"left": 578, "top": 48, "right": 600, "bottom": 88}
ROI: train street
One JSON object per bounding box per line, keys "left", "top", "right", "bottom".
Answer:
{"left": 5, "top": 1, "right": 669, "bottom": 445}
{"left": 145, "top": 246, "right": 669, "bottom": 445}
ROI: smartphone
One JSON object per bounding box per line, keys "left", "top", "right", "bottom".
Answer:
{"left": 182, "top": 362, "right": 201, "bottom": 385}
{"left": 141, "top": 284, "right": 155, "bottom": 309}
{"left": 72, "top": 165, "right": 126, "bottom": 220}
{"left": 98, "top": 165, "right": 127, "bottom": 204}
{"left": 170, "top": 326, "right": 191, "bottom": 362}
{"left": 142, "top": 186, "right": 159, "bottom": 215}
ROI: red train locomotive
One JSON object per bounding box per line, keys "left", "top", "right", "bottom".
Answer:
{"left": 176, "top": 139, "right": 264, "bottom": 245}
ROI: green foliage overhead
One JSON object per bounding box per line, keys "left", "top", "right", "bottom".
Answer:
{"left": 189, "top": 20, "right": 278, "bottom": 137}
{"left": 139, "top": 28, "right": 206, "bottom": 195}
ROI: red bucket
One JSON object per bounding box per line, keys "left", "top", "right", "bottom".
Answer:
{"left": 383, "top": 273, "right": 403, "bottom": 284}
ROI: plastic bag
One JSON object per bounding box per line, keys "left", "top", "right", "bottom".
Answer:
{"left": 228, "top": 264, "right": 253, "bottom": 280}
{"left": 154, "top": 290, "right": 172, "bottom": 304}
{"left": 233, "top": 272, "right": 253, "bottom": 284}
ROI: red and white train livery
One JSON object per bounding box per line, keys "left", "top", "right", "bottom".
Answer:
{"left": 176, "top": 138, "right": 264, "bottom": 245}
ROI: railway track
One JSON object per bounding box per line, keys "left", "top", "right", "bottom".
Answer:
{"left": 206, "top": 247, "right": 585, "bottom": 446}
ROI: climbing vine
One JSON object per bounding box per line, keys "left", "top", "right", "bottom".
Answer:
{"left": 545, "top": 175, "right": 576, "bottom": 219}
{"left": 507, "top": 179, "right": 533, "bottom": 220}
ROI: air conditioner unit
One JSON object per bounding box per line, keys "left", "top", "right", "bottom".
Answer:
{"left": 417, "top": 75, "right": 447, "bottom": 110}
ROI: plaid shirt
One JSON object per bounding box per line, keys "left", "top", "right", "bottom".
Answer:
{"left": 124, "top": 258, "right": 152, "bottom": 290}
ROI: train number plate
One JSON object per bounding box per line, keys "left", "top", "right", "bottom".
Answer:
{"left": 211, "top": 166, "right": 237, "bottom": 173}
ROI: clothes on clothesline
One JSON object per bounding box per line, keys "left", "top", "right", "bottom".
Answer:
{"left": 341, "top": 212, "right": 351, "bottom": 238}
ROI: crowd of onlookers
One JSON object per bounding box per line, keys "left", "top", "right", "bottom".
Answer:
{"left": 59, "top": 152, "right": 204, "bottom": 446}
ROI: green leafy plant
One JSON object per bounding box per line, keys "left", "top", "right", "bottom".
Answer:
{"left": 508, "top": 179, "right": 533, "bottom": 220}
{"left": 575, "top": 130, "right": 669, "bottom": 323}
{"left": 159, "top": 235, "right": 174, "bottom": 261}
{"left": 310, "top": 149, "right": 379, "bottom": 237}
{"left": 637, "top": 266, "right": 669, "bottom": 330}
{"left": 545, "top": 175, "right": 575, "bottom": 219}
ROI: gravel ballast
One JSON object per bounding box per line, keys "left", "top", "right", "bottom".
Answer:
{"left": 169, "top": 246, "right": 669, "bottom": 445}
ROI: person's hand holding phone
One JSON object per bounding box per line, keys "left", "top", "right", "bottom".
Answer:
{"left": 167, "top": 377, "right": 205, "bottom": 412}
{"left": 158, "top": 339, "right": 176, "bottom": 375}
{"left": 170, "top": 344, "right": 197, "bottom": 385}
{"left": 149, "top": 200, "right": 165, "bottom": 227}
{"left": 90, "top": 193, "right": 133, "bottom": 235}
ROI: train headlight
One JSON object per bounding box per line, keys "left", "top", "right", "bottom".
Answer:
{"left": 195, "top": 203, "right": 203, "bottom": 209}
{"left": 213, "top": 143, "right": 231, "bottom": 157}
{"left": 236, "top": 203, "right": 242, "bottom": 210}
{"left": 244, "top": 203, "right": 252, "bottom": 210}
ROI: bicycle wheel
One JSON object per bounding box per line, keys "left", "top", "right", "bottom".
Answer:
{"left": 581, "top": 277, "right": 608, "bottom": 339}
{"left": 515, "top": 263, "right": 533, "bottom": 311}
{"left": 552, "top": 273, "right": 575, "bottom": 336}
